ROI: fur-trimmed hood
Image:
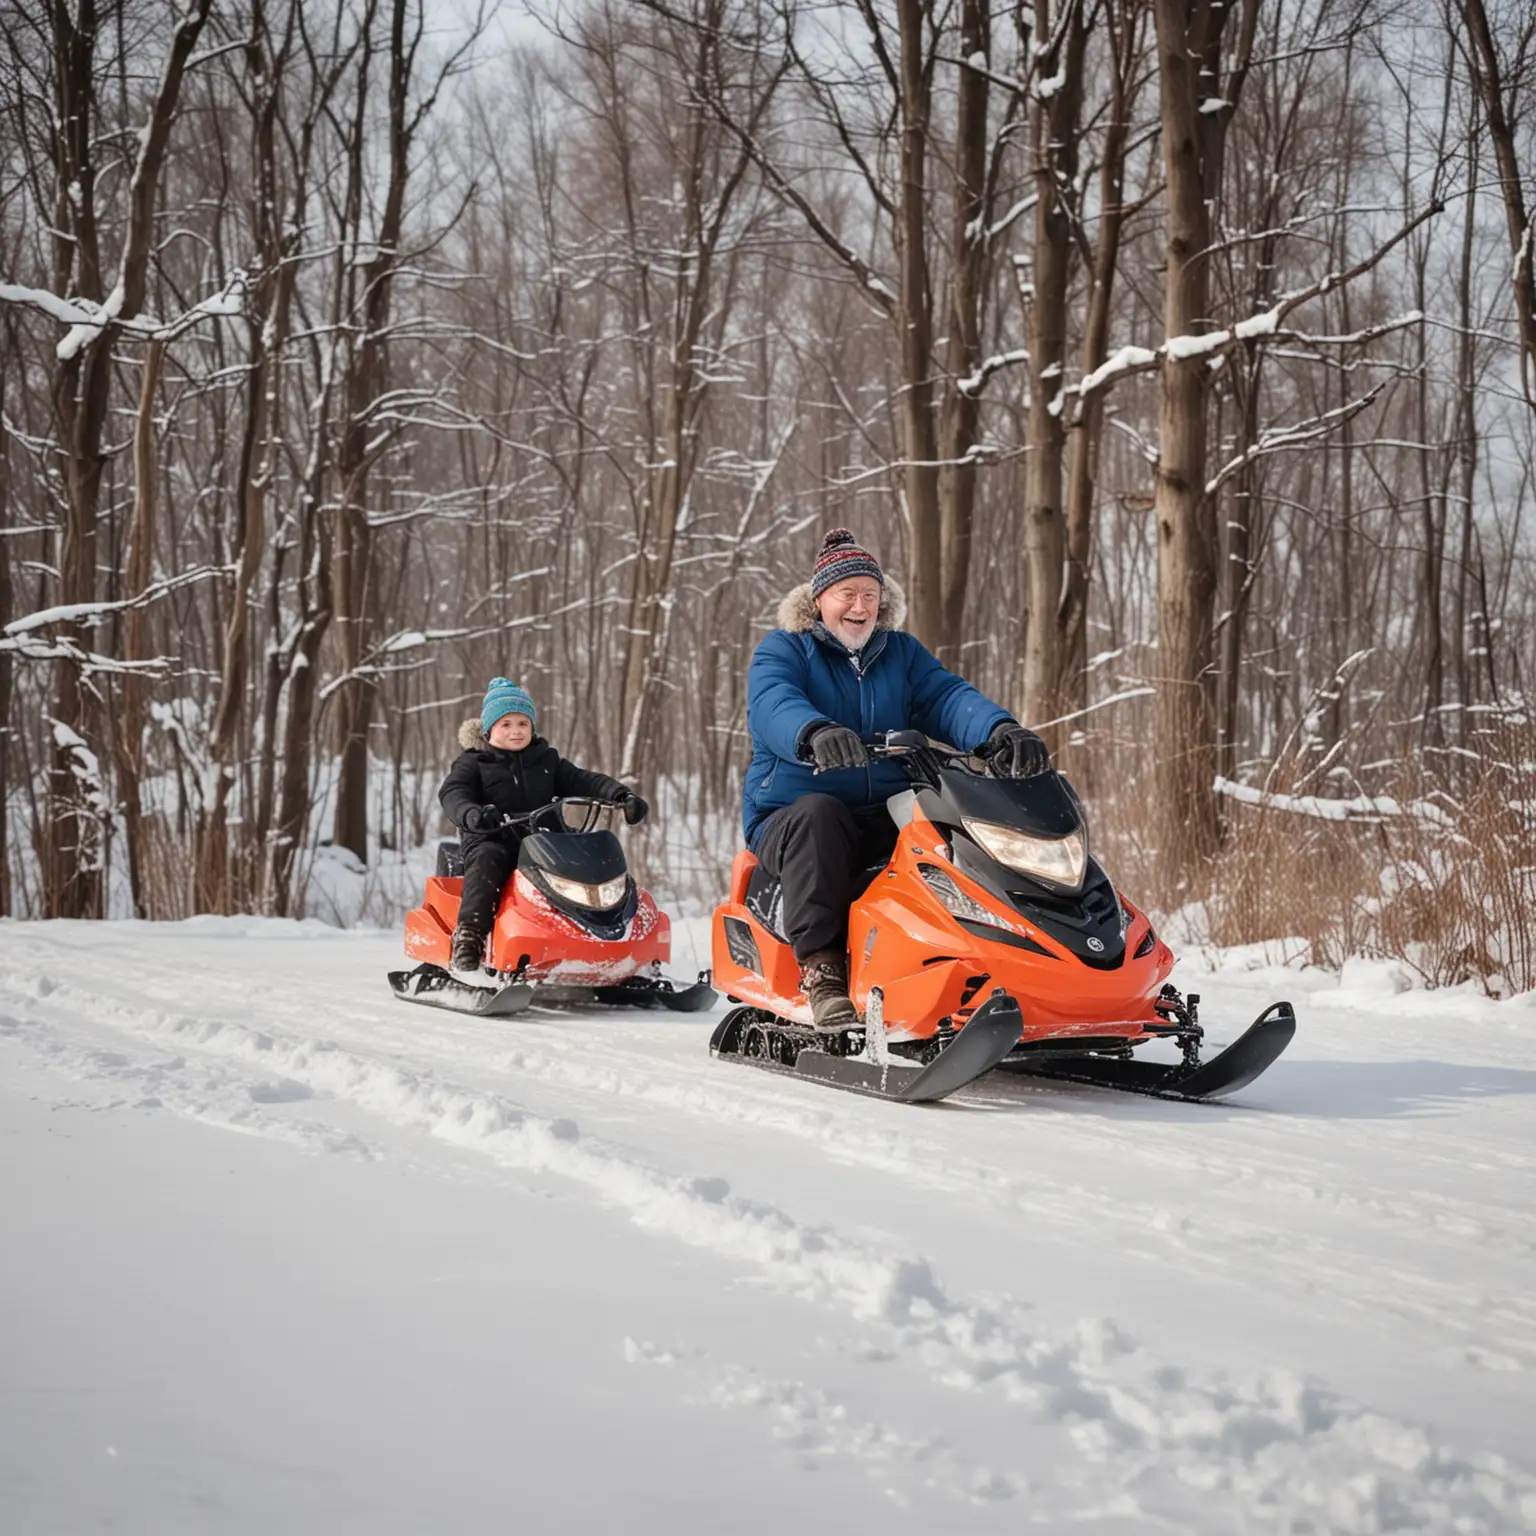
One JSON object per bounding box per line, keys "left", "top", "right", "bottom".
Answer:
{"left": 457, "top": 718, "right": 546, "bottom": 753}
{"left": 775, "top": 575, "right": 908, "bottom": 634}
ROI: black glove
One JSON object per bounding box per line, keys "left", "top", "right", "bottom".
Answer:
{"left": 986, "top": 722, "right": 1051, "bottom": 778}
{"left": 619, "top": 789, "right": 649, "bottom": 826}
{"left": 463, "top": 803, "right": 506, "bottom": 832}
{"left": 807, "top": 724, "right": 869, "bottom": 772}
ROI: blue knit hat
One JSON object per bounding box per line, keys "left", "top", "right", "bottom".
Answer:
{"left": 810, "top": 527, "right": 884, "bottom": 598}
{"left": 481, "top": 677, "right": 536, "bottom": 735}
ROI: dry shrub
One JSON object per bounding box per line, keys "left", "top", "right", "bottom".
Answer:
{"left": 1186, "top": 719, "right": 1536, "bottom": 996}
{"left": 135, "top": 814, "right": 196, "bottom": 919}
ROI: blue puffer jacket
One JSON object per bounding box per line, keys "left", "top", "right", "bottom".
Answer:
{"left": 742, "top": 579, "right": 1013, "bottom": 849}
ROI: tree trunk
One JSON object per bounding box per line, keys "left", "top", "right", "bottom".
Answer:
{"left": 332, "top": 0, "right": 410, "bottom": 865}
{"left": 894, "top": 0, "right": 942, "bottom": 649}
{"left": 42, "top": 0, "right": 211, "bottom": 918}
{"left": 116, "top": 340, "right": 163, "bottom": 918}
{"left": 204, "top": 0, "right": 294, "bottom": 910}
{"left": 934, "top": 0, "right": 990, "bottom": 667}
{"left": 1459, "top": 0, "right": 1536, "bottom": 414}
{"left": 1056, "top": 0, "right": 1138, "bottom": 755}
{"left": 1451, "top": 149, "right": 1479, "bottom": 753}
{"left": 0, "top": 359, "right": 11, "bottom": 917}
{"left": 618, "top": 345, "right": 693, "bottom": 782}
{"left": 1216, "top": 346, "right": 1262, "bottom": 785}
{"left": 270, "top": 465, "right": 334, "bottom": 915}
{"left": 1149, "top": 0, "right": 1250, "bottom": 864}
{"left": 1019, "top": 0, "right": 1087, "bottom": 732}
{"left": 45, "top": 3, "right": 105, "bottom": 918}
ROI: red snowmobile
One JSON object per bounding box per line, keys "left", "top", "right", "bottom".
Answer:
{"left": 390, "top": 798, "right": 716, "bottom": 1016}
{"left": 710, "top": 733, "right": 1294, "bottom": 1104}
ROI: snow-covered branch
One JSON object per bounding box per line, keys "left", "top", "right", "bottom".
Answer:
{"left": 1205, "top": 383, "right": 1388, "bottom": 499}
{"left": 1078, "top": 203, "right": 1444, "bottom": 402}
{"left": 1214, "top": 777, "right": 1455, "bottom": 830}
{"left": 2, "top": 565, "right": 229, "bottom": 636}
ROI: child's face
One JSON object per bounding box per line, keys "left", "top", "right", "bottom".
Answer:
{"left": 489, "top": 713, "right": 533, "bottom": 750}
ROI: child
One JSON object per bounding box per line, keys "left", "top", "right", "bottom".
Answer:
{"left": 439, "top": 678, "right": 648, "bottom": 974}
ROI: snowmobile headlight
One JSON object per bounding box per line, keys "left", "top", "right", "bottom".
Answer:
{"left": 962, "top": 818, "right": 1087, "bottom": 890}
{"left": 543, "top": 872, "right": 628, "bottom": 909}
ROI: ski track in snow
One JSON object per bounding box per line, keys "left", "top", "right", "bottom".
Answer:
{"left": 2, "top": 920, "right": 1534, "bottom": 1533}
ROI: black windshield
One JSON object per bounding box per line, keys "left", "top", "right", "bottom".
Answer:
{"left": 915, "top": 768, "right": 1083, "bottom": 839}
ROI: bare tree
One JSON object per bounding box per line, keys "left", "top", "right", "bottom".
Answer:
{"left": 1052, "top": 0, "right": 1148, "bottom": 747}
{"left": 1456, "top": 0, "right": 1536, "bottom": 411}
{"left": 1144, "top": 0, "right": 1259, "bottom": 859}
{"left": 1018, "top": 0, "right": 1089, "bottom": 726}
{"left": 28, "top": 0, "right": 213, "bottom": 917}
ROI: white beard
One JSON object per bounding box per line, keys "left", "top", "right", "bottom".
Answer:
{"left": 828, "top": 620, "right": 873, "bottom": 650}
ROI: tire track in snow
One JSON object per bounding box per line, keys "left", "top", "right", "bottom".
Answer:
{"left": 6, "top": 939, "right": 1535, "bottom": 1389}
{"left": 2, "top": 962, "right": 1532, "bottom": 1534}
{"left": 621, "top": 1337, "right": 1028, "bottom": 1510}
{"left": 0, "top": 1006, "right": 373, "bottom": 1160}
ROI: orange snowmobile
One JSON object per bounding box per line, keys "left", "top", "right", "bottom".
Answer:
{"left": 390, "top": 798, "right": 716, "bottom": 1016}
{"left": 710, "top": 733, "right": 1293, "bottom": 1104}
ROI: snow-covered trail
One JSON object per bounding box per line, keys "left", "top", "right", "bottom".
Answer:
{"left": 2, "top": 917, "right": 1533, "bottom": 1533}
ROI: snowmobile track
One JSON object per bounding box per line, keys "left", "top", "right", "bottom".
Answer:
{"left": 709, "top": 990, "right": 1024, "bottom": 1104}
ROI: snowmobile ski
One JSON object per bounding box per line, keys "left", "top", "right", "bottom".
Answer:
{"left": 591, "top": 971, "right": 718, "bottom": 1012}
{"left": 388, "top": 963, "right": 534, "bottom": 1017}
{"left": 501, "top": 972, "right": 719, "bottom": 1012}
{"left": 389, "top": 963, "right": 715, "bottom": 1016}
{"left": 999, "top": 1001, "right": 1295, "bottom": 1101}
{"left": 709, "top": 988, "right": 1023, "bottom": 1105}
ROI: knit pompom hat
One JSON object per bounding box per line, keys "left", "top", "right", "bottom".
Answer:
{"left": 810, "top": 527, "right": 884, "bottom": 598}
{"left": 481, "top": 677, "right": 536, "bottom": 735}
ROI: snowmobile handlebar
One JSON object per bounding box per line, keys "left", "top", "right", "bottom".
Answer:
{"left": 867, "top": 734, "right": 979, "bottom": 788}
{"left": 807, "top": 730, "right": 984, "bottom": 789}
{"left": 487, "top": 797, "right": 627, "bottom": 836}
{"left": 865, "top": 730, "right": 963, "bottom": 760}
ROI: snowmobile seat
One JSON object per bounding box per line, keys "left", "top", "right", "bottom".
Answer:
{"left": 435, "top": 840, "right": 464, "bottom": 878}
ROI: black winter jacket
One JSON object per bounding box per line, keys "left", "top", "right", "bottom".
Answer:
{"left": 439, "top": 719, "right": 628, "bottom": 847}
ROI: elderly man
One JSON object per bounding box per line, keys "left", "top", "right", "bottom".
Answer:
{"left": 743, "top": 528, "right": 1051, "bottom": 1027}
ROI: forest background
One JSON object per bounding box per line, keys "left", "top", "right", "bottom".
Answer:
{"left": 1, "top": 0, "right": 1532, "bottom": 994}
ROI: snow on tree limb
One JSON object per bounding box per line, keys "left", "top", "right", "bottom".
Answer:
{"left": 1214, "top": 777, "right": 1456, "bottom": 829}
{"left": 3, "top": 566, "right": 229, "bottom": 636}
{"left": 0, "top": 273, "right": 245, "bottom": 353}
{"left": 1077, "top": 202, "right": 1444, "bottom": 403}
{"left": 1204, "top": 384, "right": 1389, "bottom": 498}
{"left": 957, "top": 347, "right": 1029, "bottom": 397}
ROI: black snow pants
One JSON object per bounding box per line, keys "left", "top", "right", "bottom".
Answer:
{"left": 754, "top": 794, "right": 898, "bottom": 962}
{"left": 457, "top": 833, "right": 522, "bottom": 937}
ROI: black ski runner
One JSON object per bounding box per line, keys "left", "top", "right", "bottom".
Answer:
{"left": 591, "top": 974, "right": 718, "bottom": 1012}
{"left": 388, "top": 963, "right": 533, "bottom": 1017}
{"left": 710, "top": 988, "right": 1023, "bottom": 1105}
{"left": 999, "top": 1002, "right": 1296, "bottom": 1101}
{"left": 389, "top": 963, "right": 718, "bottom": 1016}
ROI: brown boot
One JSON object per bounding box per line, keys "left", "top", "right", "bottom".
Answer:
{"left": 799, "top": 948, "right": 858, "bottom": 1031}
{"left": 449, "top": 925, "right": 487, "bottom": 975}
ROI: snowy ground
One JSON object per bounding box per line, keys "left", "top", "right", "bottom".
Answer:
{"left": 1, "top": 918, "right": 1533, "bottom": 1534}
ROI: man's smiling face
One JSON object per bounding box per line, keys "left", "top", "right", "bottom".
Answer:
{"left": 816, "top": 577, "right": 883, "bottom": 650}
